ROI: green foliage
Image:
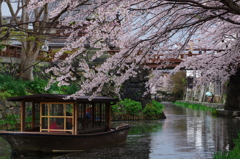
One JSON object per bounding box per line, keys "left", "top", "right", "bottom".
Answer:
{"left": 112, "top": 98, "right": 142, "bottom": 115}
{"left": 44, "top": 81, "right": 79, "bottom": 94}
{"left": 173, "top": 102, "right": 216, "bottom": 112}
{"left": 0, "top": 114, "right": 20, "bottom": 129}
{"left": 170, "top": 71, "right": 187, "bottom": 99}
{"left": 47, "top": 82, "right": 79, "bottom": 94}
{"left": 0, "top": 75, "right": 27, "bottom": 100}
{"left": 10, "top": 30, "right": 46, "bottom": 45}
{"left": 112, "top": 99, "right": 165, "bottom": 118}
{"left": 69, "top": 21, "right": 76, "bottom": 25}
{"left": 26, "top": 36, "right": 37, "bottom": 42}
{"left": 143, "top": 100, "right": 164, "bottom": 117}
{"left": 0, "top": 43, "right": 5, "bottom": 51}
{"left": 24, "top": 77, "right": 79, "bottom": 94}
{"left": 24, "top": 77, "right": 48, "bottom": 94}
{"left": 0, "top": 114, "right": 20, "bottom": 131}
{"left": 111, "top": 103, "right": 125, "bottom": 114}
{"left": 120, "top": 98, "right": 142, "bottom": 115}
{"left": 64, "top": 83, "right": 79, "bottom": 94}
{"left": 4, "top": 115, "right": 19, "bottom": 125}
{"left": 0, "top": 75, "right": 79, "bottom": 100}
{"left": 0, "top": 92, "right": 11, "bottom": 101}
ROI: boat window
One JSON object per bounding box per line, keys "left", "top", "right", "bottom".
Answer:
{"left": 77, "top": 103, "right": 107, "bottom": 132}
{"left": 49, "top": 104, "right": 64, "bottom": 116}
{"left": 41, "top": 117, "right": 48, "bottom": 129}
{"left": 42, "top": 103, "right": 48, "bottom": 116}
{"left": 23, "top": 102, "right": 41, "bottom": 131}
{"left": 40, "top": 103, "right": 74, "bottom": 133}
{"left": 34, "top": 103, "right": 40, "bottom": 128}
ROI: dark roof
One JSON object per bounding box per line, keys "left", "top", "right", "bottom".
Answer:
{"left": 7, "top": 94, "right": 118, "bottom": 103}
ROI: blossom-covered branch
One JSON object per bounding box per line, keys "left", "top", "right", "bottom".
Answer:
{"left": 29, "top": 0, "right": 240, "bottom": 98}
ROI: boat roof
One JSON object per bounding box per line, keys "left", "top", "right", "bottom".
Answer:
{"left": 7, "top": 94, "right": 118, "bottom": 103}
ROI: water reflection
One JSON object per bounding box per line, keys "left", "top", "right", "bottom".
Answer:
{"left": 1, "top": 102, "right": 240, "bottom": 159}
{"left": 150, "top": 102, "right": 240, "bottom": 159}
{"left": 149, "top": 103, "right": 215, "bottom": 158}
{"left": 0, "top": 137, "right": 11, "bottom": 158}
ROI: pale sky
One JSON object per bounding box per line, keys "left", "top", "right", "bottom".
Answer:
{"left": 1, "top": 2, "right": 19, "bottom": 16}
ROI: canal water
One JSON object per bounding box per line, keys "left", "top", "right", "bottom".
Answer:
{"left": 1, "top": 102, "right": 240, "bottom": 159}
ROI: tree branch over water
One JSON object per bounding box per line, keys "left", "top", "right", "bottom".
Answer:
{"left": 27, "top": 0, "right": 240, "bottom": 98}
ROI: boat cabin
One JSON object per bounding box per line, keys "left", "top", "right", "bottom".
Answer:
{"left": 7, "top": 94, "right": 118, "bottom": 135}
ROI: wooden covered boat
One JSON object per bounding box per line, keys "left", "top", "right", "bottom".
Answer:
{"left": 0, "top": 94, "right": 130, "bottom": 154}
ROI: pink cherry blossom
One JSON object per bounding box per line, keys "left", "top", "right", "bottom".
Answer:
{"left": 29, "top": 0, "right": 240, "bottom": 98}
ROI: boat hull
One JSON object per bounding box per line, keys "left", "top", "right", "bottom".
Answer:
{"left": 0, "top": 126, "right": 130, "bottom": 154}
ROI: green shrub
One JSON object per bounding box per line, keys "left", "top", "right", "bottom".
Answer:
{"left": 0, "top": 75, "right": 79, "bottom": 100}
{"left": 143, "top": 100, "right": 164, "bottom": 117}
{"left": 113, "top": 98, "right": 142, "bottom": 115}
{"left": 64, "top": 83, "right": 79, "bottom": 94}
{"left": 0, "top": 75, "right": 27, "bottom": 99}
{"left": 0, "top": 92, "right": 11, "bottom": 100}
{"left": 4, "top": 114, "right": 19, "bottom": 125}
{"left": 24, "top": 77, "right": 48, "bottom": 94}
{"left": 48, "top": 83, "right": 78, "bottom": 94}
{"left": 15, "top": 76, "right": 78, "bottom": 95}
{"left": 0, "top": 114, "right": 20, "bottom": 130}
{"left": 111, "top": 103, "right": 125, "bottom": 115}
{"left": 121, "top": 98, "right": 142, "bottom": 115}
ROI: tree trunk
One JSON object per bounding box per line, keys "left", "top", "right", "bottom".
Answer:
{"left": 19, "top": 41, "right": 41, "bottom": 81}
{"left": 224, "top": 68, "right": 240, "bottom": 110}
{"left": 19, "top": 53, "right": 36, "bottom": 81}
{"left": 1, "top": 1, "right": 55, "bottom": 81}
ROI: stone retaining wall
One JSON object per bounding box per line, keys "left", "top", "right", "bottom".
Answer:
{"left": 120, "top": 68, "right": 151, "bottom": 107}
{"left": 0, "top": 100, "right": 20, "bottom": 119}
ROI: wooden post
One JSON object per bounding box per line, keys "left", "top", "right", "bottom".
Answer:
{"left": 20, "top": 101, "right": 25, "bottom": 132}
{"left": 92, "top": 104, "right": 95, "bottom": 128}
{"left": 31, "top": 102, "right": 36, "bottom": 128}
{"left": 106, "top": 103, "right": 111, "bottom": 130}
{"left": 74, "top": 101, "right": 78, "bottom": 135}
{"left": 100, "top": 103, "right": 102, "bottom": 127}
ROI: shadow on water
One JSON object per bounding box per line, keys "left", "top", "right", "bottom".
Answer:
{"left": 2, "top": 102, "right": 240, "bottom": 159}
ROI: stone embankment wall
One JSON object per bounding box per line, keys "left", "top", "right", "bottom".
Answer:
{"left": 177, "top": 100, "right": 224, "bottom": 109}
{"left": 0, "top": 100, "right": 20, "bottom": 130}
{"left": 120, "top": 68, "right": 151, "bottom": 107}
{"left": 0, "top": 101, "right": 20, "bottom": 118}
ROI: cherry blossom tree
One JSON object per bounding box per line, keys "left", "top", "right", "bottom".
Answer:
{"left": 0, "top": 0, "right": 71, "bottom": 80}
{"left": 29, "top": 0, "right": 240, "bottom": 109}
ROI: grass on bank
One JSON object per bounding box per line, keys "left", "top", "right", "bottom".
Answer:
{"left": 213, "top": 132, "right": 240, "bottom": 159}
{"left": 173, "top": 101, "right": 217, "bottom": 113}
